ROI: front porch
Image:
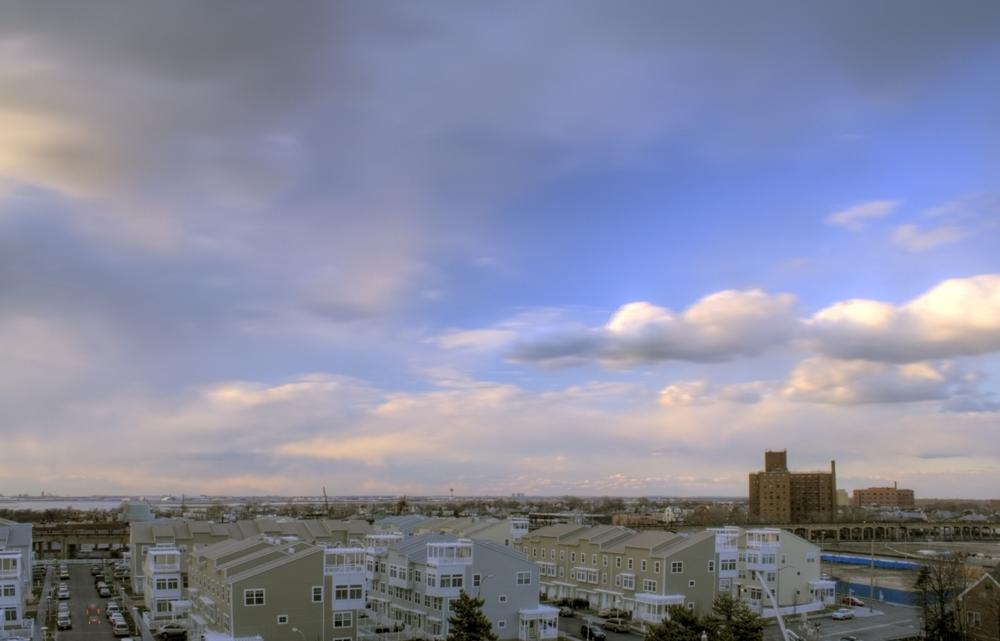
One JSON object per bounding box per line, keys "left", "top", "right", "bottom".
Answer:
{"left": 633, "top": 593, "right": 684, "bottom": 625}
{"left": 518, "top": 606, "right": 559, "bottom": 641}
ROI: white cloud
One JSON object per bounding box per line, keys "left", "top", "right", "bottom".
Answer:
{"left": 504, "top": 274, "right": 1000, "bottom": 367}
{"left": 810, "top": 274, "right": 1000, "bottom": 362}
{"left": 891, "top": 223, "right": 967, "bottom": 252}
{"left": 781, "top": 357, "right": 970, "bottom": 405}
{"left": 826, "top": 200, "right": 901, "bottom": 230}
{"left": 511, "top": 289, "right": 799, "bottom": 367}
{"left": 434, "top": 328, "right": 518, "bottom": 351}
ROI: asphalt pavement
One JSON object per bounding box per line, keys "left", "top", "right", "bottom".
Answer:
{"left": 763, "top": 603, "right": 921, "bottom": 641}
{"left": 56, "top": 563, "right": 118, "bottom": 641}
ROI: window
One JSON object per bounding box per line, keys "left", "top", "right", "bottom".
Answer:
{"left": 688, "top": 580, "right": 696, "bottom": 588}
{"left": 413, "top": 570, "right": 422, "bottom": 582}
{"left": 602, "top": 555, "right": 608, "bottom": 567}
{"left": 686, "top": 602, "right": 695, "bottom": 611}
{"left": 5, "top": 609, "right": 19, "bottom": 622}
{"left": 643, "top": 579, "right": 656, "bottom": 592}
{"left": 244, "top": 589, "right": 265, "bottom": 606}
{"left": 968, "top": 611, "right": 982, "bottom": 628}
{"left": 592, "top": 554, "right": 597, "bottom": 565}
{"left": 473, "top": 574, "right": 481, "bottom": 587}
{"left": 312, "top": 586, "right": 323, "bottom": 602}
{"left": 654, "top": 561, "right": 661, "bottom": 573}
{"left": 615, "top": 557, "right": 622, "bottom": 569}
{"left": 620, "top": 574, "right": 635, "bottom": 590}
{"left": 277, "top": 615, "right": 288, "bottom": 625}
{"left": 1, "top": 585, "right": 15, "bottom": 597}
{"left": 627, "top": 558, "right": 633, "bottom": 570}
{"left": 671, "top": 562, "right": 683, "bottom": 574}
{"left": 440, "top": 574, "right": 463, "bottom": 589}
{"left": 558, "top": 567, "right": 564, "bottom": 577}
{"left": 765, "top": 572, "right": 776, "bottom": 583}
{"left": 640, "top": 560, "right": 646, "bottom": 572}
{"left": 156, "top": 601, "right": 171, "bottom": 613}
{"left": 426, "top": 573, "right": 437, "bottom": 587}
{"left": 532, "top": 548, "right": 537, "bottom": 558}
{"left": 498, "top": 594, "right": 508, "bottom": 603}
{"left": 550, "top": 549, "right": 555, "bottom": 560}
{"left": 516, "top": 571, "right": 531, "bottom": 585}
{"left": 560, "top": 550, "right": 565, "bottom": 561}
{"left": 571, "top": 553, "right": 576, "bottom": 562}
{"left": 498, "top": 620, "right": 506, "bottom": 629}
{"left": 707, "top": 560, "right": 715, "bottom": 573}
{"left": 333, "top": 612, "right": 353, "bottom": 628}
{"left": 155, "top": 578, "right": 179, "bottom": 590}
{"left": 601, "top": 572, "right": 607, "bottom": 584}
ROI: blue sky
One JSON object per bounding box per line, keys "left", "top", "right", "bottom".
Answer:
{"left": 1, "top": 1, "right": 999, "bottom": 498}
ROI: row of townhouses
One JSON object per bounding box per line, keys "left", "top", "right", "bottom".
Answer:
{"left": 0, "top": 518, "right": 32, "bottom": 637}
{"left": 135, "top": 517, "right": 550, "bottom": 641}
{"left": 515, "top": 524, "right": 835, "bottom": 625}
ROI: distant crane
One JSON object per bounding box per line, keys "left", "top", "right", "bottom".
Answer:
{"left": 322, "top": 486, "right": 330, "bottom": 514}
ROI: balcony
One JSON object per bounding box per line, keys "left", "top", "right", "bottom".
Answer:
{"left": 745, "top": 529, "right": 781, "bottom": 552}
{"left": 323, "top": 547, "right": 367, "bottom": 585}
{"left": 519, "top": 606, "right": 559, "bottom": 641}
{"left": 145, "top": 548, "right": 181, "bottom": 574}
{"left": 365, "top": 534, "right": 403, "bottom": 555}
{"left": 331, "top": 582, "right": 366, "bottom": 610}
{"left": 425, "top": 540, "right": 472, "bottom": 567}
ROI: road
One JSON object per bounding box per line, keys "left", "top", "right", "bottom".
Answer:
{"left": 555, "top": 603, "right": 920, "bottom": 641}
{"left": 55, "top": 563, "right": 119, "bottom": 641}
{"left": 763, "top": 603, "right": 920, "bottom": 641}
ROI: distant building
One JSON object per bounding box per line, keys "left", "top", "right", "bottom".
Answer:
{"left": 852, "top": 483, "right": 915, "bottom": 509}
{"left": 748, "top": 450, "right": 837, "bottom": 523}
{"left": 836, "top": 490, "right": 851, "bottom": 507}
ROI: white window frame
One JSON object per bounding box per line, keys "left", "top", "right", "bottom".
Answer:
{"left": 312, "top": 586, "right": 323, "bottom": 602}
{"left": 516, "top": 571, "right": 531, "bottom": 585}
{"left": 671, "top": 561, "right": 683, "bottom": 574}
{"left": 498, "top": 594, "right": 508, "bottom": 603}
{"left": 243, "top": 588, "right": 265, "bottom": 606}
{"left": 333, "top": 611, "right": 353, "bottom": 628}
{"left": 277, "top": 615, "right": 288, "bottom": 625}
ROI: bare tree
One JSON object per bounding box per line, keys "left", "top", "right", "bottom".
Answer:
{"left": 915, "top": 553, "right": 968, "bottom": 640}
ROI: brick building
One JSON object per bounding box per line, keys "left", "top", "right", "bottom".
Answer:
{"left": 852, "top": 483, "right": 915, "bottom": 508}
{"left": 748, "top": 450, "right": 837, "bottom": 523}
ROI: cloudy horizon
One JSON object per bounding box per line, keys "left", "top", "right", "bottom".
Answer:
{"left": 2, "top": 1, "right": 999, "bottom": 499}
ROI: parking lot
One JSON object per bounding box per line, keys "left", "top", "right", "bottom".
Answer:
{"left": 51, "top": 563, "right": 129, "bottom": 641}
{"left": 762, "top": 603, "right": 921, "bottom": 641}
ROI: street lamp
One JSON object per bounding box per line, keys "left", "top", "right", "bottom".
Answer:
{"left": 291, "top": 626, "right": 306, "bottom": 641}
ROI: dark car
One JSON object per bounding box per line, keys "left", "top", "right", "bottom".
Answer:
{"left": 558, "top": 606, "right": 574, "bottom": 617}
{"left": 580, "top": 623, "right": 606, "bottom": 641}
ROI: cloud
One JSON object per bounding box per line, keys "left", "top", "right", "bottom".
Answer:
{"left": 511, "top": 290, "right": 799, "bottom": 367}
{"left": 659, "top": 380, "right": 772, "bottom": 406}
{"left": 781, "top": 357, "right": 972, "bottom": 405}
{"left": 810, "top": 274, "right": 1000, "bottom": 362}
{"left": 504, "top": 274, "right": 1000, "bottom": 367}
{"left": 826, "top": 200, "right": 901, "bottom": 230}
{"left": 891, "top": 223, "right": 967, "bottom": 251}
{"left": 434, "top": 328, "right": 518, "bottom": 351}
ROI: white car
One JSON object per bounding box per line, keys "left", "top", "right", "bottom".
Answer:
{"left": 831, "top": 608, "right": 855, "bottom": 620}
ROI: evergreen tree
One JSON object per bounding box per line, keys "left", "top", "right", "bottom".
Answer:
{"left": 645, "top": 605, "right": 712, "bottom": 641}
{"left": 447, "top": 591, "right": 499, "bottom": 641}
{"left": 710, "top": 594, "right": 764, "bottom": 641}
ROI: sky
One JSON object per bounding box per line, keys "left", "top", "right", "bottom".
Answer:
{"left": 1, "top": 1, "right": 999, "bottom": 499}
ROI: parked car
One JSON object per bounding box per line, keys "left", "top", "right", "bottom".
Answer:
{"left": 56, "top": 613, "right": 72, "bottom": 630}
{"left": 57, "top": 585, "right": 70, "bottom": 600}
{"left": 98, "top": 585, "right": 111, "bottom": 598}
{"left": 603, "top": 618, "right": 630, "bottom": 632}
{"left": 580, "top": 622, "right": 606, "bottom": 641}
{"left": 839, "top": 636, "right": 860, "bottom": 641}
{"left": 106, "top": 603, "right": 121, "bottom": 618}
{"left": 112, "top": 620, "right": 130, "bottom": 637}
{"left": 155, "top": 622, "right": 188, "bottom": 641}
{"left": 831, "top": 608, "right": 855, "bottom": 620}
{"left": 558, "top": 606, "right": 574, "bottom": 617}
{"left": 841, "top": 596, "right": 864, "bottom": 607}
{"left": 91, "top": 565, "right": 102, "bottom": 576}
{"left": 598, "top": 608, "right": 630, "bottom": 620}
